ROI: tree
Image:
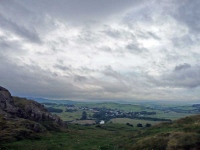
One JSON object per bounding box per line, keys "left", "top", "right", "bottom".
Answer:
{"left": 145, "top": 123, "right": 151, "bottom": 127}
{"left": 47, "top": 107, "right": 63, "bottom": 113}
{"left": 137, "top": 123, "right": 143, "bottom": 127}
{"left": 80, "top": 111, "right": 87, "bottom": 120}
{"left": 126, "top": 123, "right": 133, "bottom": 127}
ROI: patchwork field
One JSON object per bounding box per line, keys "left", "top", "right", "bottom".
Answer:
{"left": 153, "top": 110, "right": 193, "bottom": 120}
{"left": 110, "top": 118, "right": 162, "bottom": 125}
{"left": 72, "top": 120, "right": 96, "bottom": 125}
{"left": 76, "top": 102, "right": 145, "bottom": 111}
{"left": 53, "top": 110, "right": 83, "bottom": 121}
{"left": 44, "top": 101, "right": 199, "bottom": 124}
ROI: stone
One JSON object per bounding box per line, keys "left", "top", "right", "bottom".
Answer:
{"left": 0, "top": 86, "right": 66, "bottom": 128}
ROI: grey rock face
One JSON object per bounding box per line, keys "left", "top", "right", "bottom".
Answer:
{"left": 0, "top": 86, "right": 66, "bottom": 127}
{"left": 18, "top": 99, "right": 66, "bottom": 126}
{"left": 0, "top": 86, "right": 18, "bottom": 115}
{"left": 0, "top": 86, "right": 13, "bottom": 109}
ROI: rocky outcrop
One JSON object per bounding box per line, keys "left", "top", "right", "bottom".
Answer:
{"left": 0, "top": 86, "right": 66, "bottom": 127}
{"left": 0, "top": 87, "right": 19, "bottom": 115}
{"left": 0, "top": 86, "right": 67, "bottom": 142}
{"left": 13, "top": 97, "right": 65, "bottom": 127}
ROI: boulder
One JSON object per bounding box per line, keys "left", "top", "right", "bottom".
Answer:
{"left": 0, "top": 86, "right": 19, "bottom": 115}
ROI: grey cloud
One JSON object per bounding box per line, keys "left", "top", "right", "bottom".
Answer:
{"left": 54, "top": 64, "right": 71, "bottom": 71}
{"left": 74, "top": 75, "right": 87, "bottom": 82}
{"left": 174, "top": 0, "right": 200, "bottom": 33}
{"left": 96, "top": 46, "right": 112, "bottom": 52}
{"left": 0, "top": 0, "right": 33, "bottom": 22}
{"left": 102, "top": 26, "right": 121, "bottom": 38}
{"left": 0, "top": 59, "right": 80, "bottom": 98}
{"left": 126, "top": 43, "right": 139, "bottom": 50}
{"left": 101, "top": 24, "right": 140, "bottom": 41}
{"left": 1, "top": 0, "right": 200, "bottom": 101}
{"left": 102, "top": 82, "right": 131, "bottom": 93}
{"left": 102, "top": 66, "right": 152, "bottom": 93}
{"left": 18, "top": 0, "right": 144, "bottom": 23}
{"left": 103, "top": 66, "right": 123, "bottom": 81}
{"left": 0, "top": 13, "right": 41, "bottom": 43}
{"left": 0, "top": 36, "right": 26, "bottom": 55}
{"left": 79, "top": 67, "right": 98, "bottom": 74}
{"left": 163, "top": 51, "right": 180, "bottom": 62}
{"left": 158, "top": 64, "right": 200, "bottom": 88}
{"left": 0, "top": 0, "right": 57, "bottom": 43}
{"left": 174, "top": 63, "right": 191, "bottom": 71}
{"left": 122, "top": 1, "right": 153, "bottom": 24}
{"left": 147, "top": 32, "right": 161, "bottom": 40}
{"left": 78, "top": 29, "right": 99, "bottom": 43}
{"left": 126, "top": 43, "right": 148, "bottom": 54}
{"left": 172, "top": 35, "right": 194, "bottom": 49}
{"left": 0, "top": 37, "right": 9, "bottom": 49}
{"left": 104, "top": 30, "right": 121, "bottom": 38}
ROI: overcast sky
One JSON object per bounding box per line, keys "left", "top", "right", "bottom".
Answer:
{"left": 1, "top": 0, "right": 200, "bottom": 101}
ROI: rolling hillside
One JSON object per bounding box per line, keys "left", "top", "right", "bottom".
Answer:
{"left": 1, "top": 86, "right": 200, "bottom": 150}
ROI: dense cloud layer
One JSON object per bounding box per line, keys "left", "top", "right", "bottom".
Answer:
{"left": 0, "top": 0, "right": 200, "bottom": 101}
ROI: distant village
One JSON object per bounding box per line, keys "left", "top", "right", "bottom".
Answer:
{"left": 44, "top": 103, "right": 171, "bottom": 123}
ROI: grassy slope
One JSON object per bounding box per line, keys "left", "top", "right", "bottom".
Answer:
{"left": 1, "top": 124, "right": 135, "bottom": 150}
{"left": 110, "top": 118, "right": 162, "bottom": 125}
{"left": 72, "top": 120, "right": 96, "bottom": 125}
{"left": 0, "top": 114, "right": 47, "bottom": 143}
{"left": 153, "top": 110, "right": 192, "bottom": 120}
{"left": 130, "top": 114, "right": 200, "bottom": 149}
{"left": 2, "top": 115, "right": 200, "bottom": 150}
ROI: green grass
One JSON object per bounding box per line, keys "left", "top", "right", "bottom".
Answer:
{"left": 2, "top": 115, "right": 200, "bottom": 150}
{"left": 110, "top": 118, "right": 163, "bottom": 125}
{"left": 53, "top": 110, "right": 94, "bottom": 121}
{"left": 72, "top": 120, "right": 96, "bottom": 125}
{"left": 76, "top": 102, "right": 145, "bottom": 111}
{"left": 53, "top": 110, "right": 83, "bottom": 121}
{"left": 0, "top": 114, "right": 47, "bottom": 143}
{"left": 45, "top": 105, "right": 94, "bottom": 121}
{"left": 1, "top": 124, "right": 135, "bottom": 150}
{"left": 153, "top": 110, "right": 194, "bottom": 120}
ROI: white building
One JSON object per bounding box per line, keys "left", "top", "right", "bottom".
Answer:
{"left": 100, "top": 120, "right": 105, "bottom": 124}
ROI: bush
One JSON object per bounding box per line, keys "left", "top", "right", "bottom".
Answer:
{"left": 145, "top": 123, "right": 151, "bottom": 127}
{"left": 46, "top": 107, "right": 63, "bottom": 113}
{"left": 137, "top": 123, "right": 143, "bottom": 127}
{"left": 126, "top": 123, "right": 133, "bottom": 127}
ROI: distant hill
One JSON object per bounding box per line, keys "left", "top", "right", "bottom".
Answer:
{"left": 0, "top": 86, "right": 67, "bottom": 142}
{"left": 27, "top": 97, "right": 77, "bottom": 105}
